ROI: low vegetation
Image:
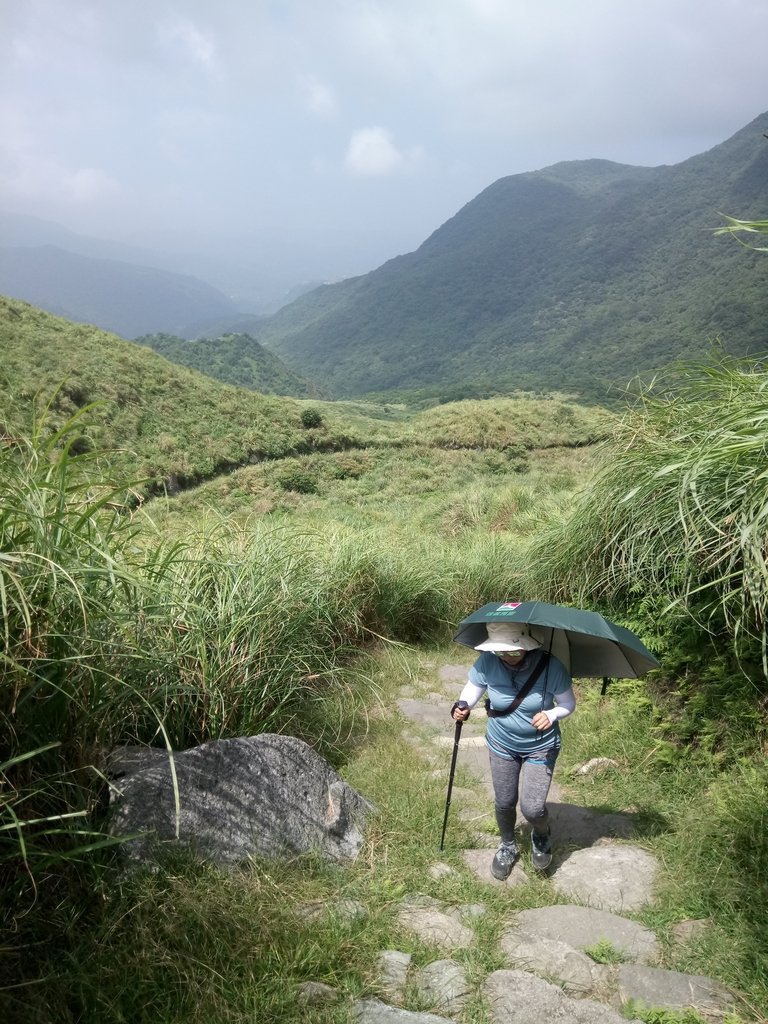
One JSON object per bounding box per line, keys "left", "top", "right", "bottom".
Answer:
{"left": 0, "top": 297, "right": 381, "bottom": 493}
{"left": 2, "top": 293, "right": 767, "bottom": 1020}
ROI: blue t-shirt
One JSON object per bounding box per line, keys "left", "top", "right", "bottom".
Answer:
{"left": 469, "top": 649, "right": 572, "bottom": 757}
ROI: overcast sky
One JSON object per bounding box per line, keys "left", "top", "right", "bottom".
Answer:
{"left": 2, "top": 0, "right": 767, "bottom": 301}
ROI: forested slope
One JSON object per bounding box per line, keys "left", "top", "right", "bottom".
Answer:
{"left": 133, "top": 332, "right": 322, "bottom": 398}
{"left": 256, "top": 111, "right": 768, "bottom": 402}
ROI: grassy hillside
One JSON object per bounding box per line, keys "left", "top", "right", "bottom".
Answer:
{"left": 133, "top": 331, "right": 323, "bottom": 398}
{"left": 4, "top": 296, "right": 768, "bottom": 1019}
{"left": 256, "top": 111, "right": 768, "bottom": 403}
{"left": 0, "top": 296, "right": 371, "bottom": 492}
{"left": 0, "top": 297, "right": 613, "bottom": 499}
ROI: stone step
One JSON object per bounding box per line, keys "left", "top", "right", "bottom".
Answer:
{"left": 381, "top": 661, "right": 735, "bottom": 1023}
{"left": 366, "top": 908, "right": 732, "bottom": 1022}
{"left": 292, "top": 642, "right": 739, "bottom": 1023}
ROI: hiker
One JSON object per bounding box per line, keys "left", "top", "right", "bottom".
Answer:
{"left": 451, "top": 621, "right": 575, "bottom": 878}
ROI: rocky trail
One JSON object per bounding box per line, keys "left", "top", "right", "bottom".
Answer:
{"left": 336, "top": 661, "right": 736, "bottom": 1024}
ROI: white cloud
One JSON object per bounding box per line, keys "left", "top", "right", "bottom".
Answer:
{"left": 155, "top": 17, "right": 219, "bottom": 75}
{"left": 0, "top": 101, "right": 122, "bottom": 205}
{"left": 64, "top": 166, "right": 123, "bottom": 203}
{"left": 300, "top": 75, "right": 339, "bottom": 118}
{"left": 0, "top": 152, "right": 123, "bottom": 205}
{"left": 344, "top": 127, "right": 415, "bottom": 177}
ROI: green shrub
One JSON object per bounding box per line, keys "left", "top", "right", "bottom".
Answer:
{"left": 300, "top": 407, "right": 323, "bottom": 428}
{"left": 274, "top": 467, "right": 319, "bottom": 493}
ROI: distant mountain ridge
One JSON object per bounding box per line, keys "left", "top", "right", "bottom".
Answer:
{"left": 0, "top": 245, "right": 239, "bottom": 338}
{"left": 255, "top": 111, "right": 768, "bottom": 402}
{"left": 0, "top": 210, "right": 342, "bottom": 315}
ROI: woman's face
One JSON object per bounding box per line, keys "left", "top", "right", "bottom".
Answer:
{"left": 498, "top": 649, "right": 526, "bottom": 667}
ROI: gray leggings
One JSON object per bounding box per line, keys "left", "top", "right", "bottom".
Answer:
{"left": 489, "top": 745, "right": 559, "bottom": 837}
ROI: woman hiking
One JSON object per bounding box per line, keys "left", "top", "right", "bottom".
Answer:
{"left": 451, "top": 621, "right": 575, "bottom": 878}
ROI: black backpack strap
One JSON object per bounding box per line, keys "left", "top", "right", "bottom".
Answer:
{"left": 485, "top": 653, "right": 550, "bottom": 718}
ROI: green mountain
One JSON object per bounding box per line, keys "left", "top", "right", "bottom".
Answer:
{"left": 256, "top": 111, "right": 768, "bottom": 403}
{"left": 0, "top": 296, "right": 357, "bottom": 493}
{"left": 133, "top": 332, "right": 322, "bottom": 398}
{"left": 0, "top": 245, "right": 239, "bottom": 338}
{"left": 0, "top": 296, "right": 613, "bottom": 497}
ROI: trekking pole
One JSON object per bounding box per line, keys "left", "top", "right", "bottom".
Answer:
{"left": 439, "top": 702, "right": 468, "bottom": 851}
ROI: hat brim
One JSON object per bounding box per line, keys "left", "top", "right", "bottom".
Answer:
{"left": 474, "top": 637, "right": 540, "bottom": 652}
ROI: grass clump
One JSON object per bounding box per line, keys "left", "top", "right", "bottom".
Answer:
{"left": 408, "top": 394, "right": 614, "bottom": 451}
{"left": 525, "top": 355, "right": 768, "bottom": 659}
{"left": 584, "top": 938, "right": 631, "bottom": 965}
{"left": 521, "top": 355, "right": 768, "bottom": 778}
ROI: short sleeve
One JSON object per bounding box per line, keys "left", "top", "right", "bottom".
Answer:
{"left": 548, "top": 656, "right": 572, "bottom": 694}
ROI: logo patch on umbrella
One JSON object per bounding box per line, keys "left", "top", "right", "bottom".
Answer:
{"left": 497, "top": 602, "right": 520, "bottom": 610}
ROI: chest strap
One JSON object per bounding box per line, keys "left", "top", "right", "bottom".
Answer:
{"left": 485, "top": 653, "right": 550, "bottom": 718}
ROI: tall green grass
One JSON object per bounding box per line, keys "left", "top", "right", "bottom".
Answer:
{"left": 5, "top": 362, "right": 768, "bottom": 1021}
{"left": 0, "top": 412, "right": 544, "bottom": 923}
{"left": 14, "top": 644, "right": 767, "bottom": 1024}
{"left": 524, "top": 356, "right": 768, "bottom": 667}
{"left": 0, "top": 409, "right": 154, "bottom": 887}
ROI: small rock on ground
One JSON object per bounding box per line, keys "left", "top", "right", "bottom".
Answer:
{"left": 617, "top": 964, "right": 734, "bottom": 1019}
{"left": 296, "top": 981, "right": 340, "bottom": 1004}
{"left": 574, "top": 758, "right": 620, "bottom": 776}
{"left": 397, "top": 905, "right": 474, "bottom": 951}
{"left": 354, "top": 998, "right": 456, "bottom": 1023}
{"left": 375, "top": 951, "right": 412, "bottom": 1006}
{"left": 429, "top": 862, "right": 456, "bottom": 880}
{"left": 415, "top": 959, "right": 470, "bottom": 1015}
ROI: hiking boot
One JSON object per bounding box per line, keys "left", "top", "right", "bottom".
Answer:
{"left": 490, "top": 841, "right": 518, "bottom": 880}
{"left": 531, "top": 829, "right": 552, "bottom": 870}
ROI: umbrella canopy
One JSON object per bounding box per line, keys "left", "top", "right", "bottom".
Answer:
{"left": 453, "top": 600, "right": 659, "bottom": 679}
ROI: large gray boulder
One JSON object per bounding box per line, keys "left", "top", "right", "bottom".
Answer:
{"left": 108, "top": 734, "right": 374, "bottom": 867}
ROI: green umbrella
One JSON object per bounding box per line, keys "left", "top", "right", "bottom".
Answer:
{"left": 453, "top": 600, "right": 659, "bottom": 679}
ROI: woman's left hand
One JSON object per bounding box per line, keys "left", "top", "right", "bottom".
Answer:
{"left": 531, "top": 712, "right": 551, "bottom": 731}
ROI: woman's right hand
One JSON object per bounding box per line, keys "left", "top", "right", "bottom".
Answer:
{"left": 451, "top": 700, "right": 470, "bottom": 721}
